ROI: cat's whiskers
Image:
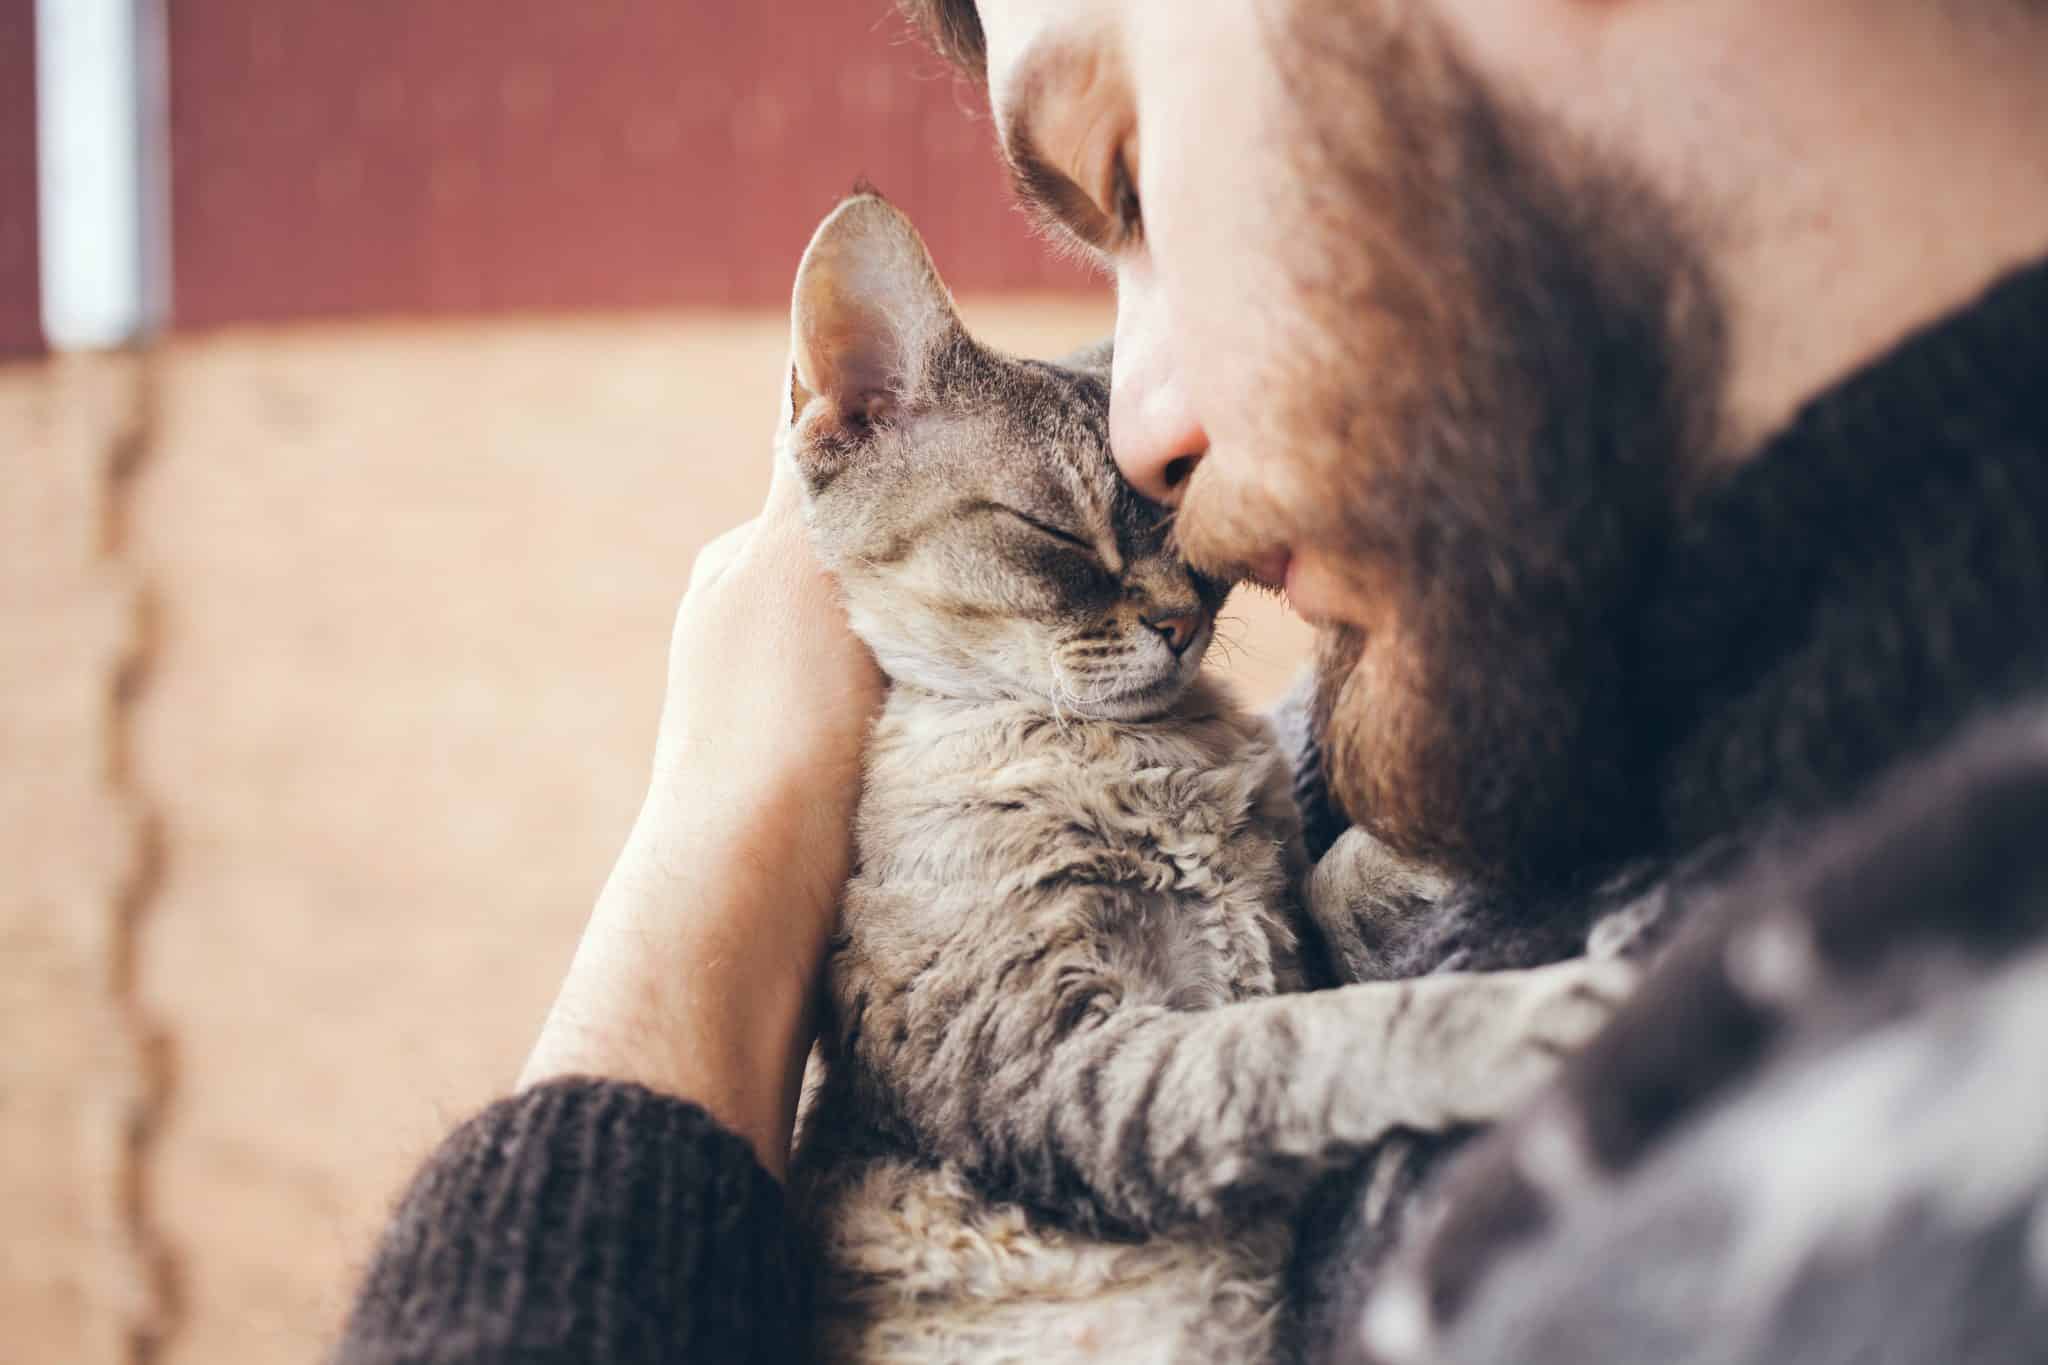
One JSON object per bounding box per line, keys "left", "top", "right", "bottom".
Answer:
{"left": 1053, "top": 646, "right": 1161, "bottom": 718}
{"left": 1048, "top": 652, "right": 1077, "bottom": 731}
{"left": 1208, "top": 617, "right": 1251, "bottom": 667}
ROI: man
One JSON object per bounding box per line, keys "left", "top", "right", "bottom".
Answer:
{"left": 336, "top": 1, "right": 2048, "bottom": 1361}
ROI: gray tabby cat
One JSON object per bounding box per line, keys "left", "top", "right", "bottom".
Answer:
{"left": 779, "top": 194, "right": 1634, "bottom": 1364}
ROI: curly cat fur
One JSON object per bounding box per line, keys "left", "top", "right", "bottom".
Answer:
{"left": 793, "top": 681, "right": 1304, "bottom": 1361}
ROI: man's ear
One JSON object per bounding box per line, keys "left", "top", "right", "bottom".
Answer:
{"left": 788, "top": 191, "right": 962, "bottom": 436}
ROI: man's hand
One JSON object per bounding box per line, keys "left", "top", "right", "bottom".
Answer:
{"left": 650, "top": 457, "right": 885, "bottom": 939}
{"left": 520, "top": 454, "right": 885, "bottom": 1178}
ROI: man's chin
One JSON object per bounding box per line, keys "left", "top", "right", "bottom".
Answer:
{"left": 1310, "top": 623, "right": 1445, "bottom": 869}
{"left": 1309, "top": 618, "right": 1646, "bottom": 891}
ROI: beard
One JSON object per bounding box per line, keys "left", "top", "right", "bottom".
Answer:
{"left": 1175, "top": 3, "right": 1727, "bottom": 888}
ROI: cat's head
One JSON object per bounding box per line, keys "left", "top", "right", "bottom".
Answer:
{"left": 780, "top": 193, "right": 1226, "bottom": 720}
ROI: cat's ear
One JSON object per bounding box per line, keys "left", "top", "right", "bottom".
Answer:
{"left": 787, "top": 192, "right": 962, "bottom": 437}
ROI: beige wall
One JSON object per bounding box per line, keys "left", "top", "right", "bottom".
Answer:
{"left": 2, "top": 357, "right": 156, "bottom": 1364}
{"left": 2, "top": 302, "right": 1312, "bottom": 1363}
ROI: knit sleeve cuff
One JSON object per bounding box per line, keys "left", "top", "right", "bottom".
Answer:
{"left": 335, "top": 1077, "right": 807, "bottom": 1364}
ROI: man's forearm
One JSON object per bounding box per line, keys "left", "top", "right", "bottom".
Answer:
{"left": 520, "top": 779, "right": 830, "bottom": 1179}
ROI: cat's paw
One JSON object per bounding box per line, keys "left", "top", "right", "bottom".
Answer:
{"left": 1311, "top": 827, "right": 1452, "bottom": 909}
{"left": 1308, "top": 829, "right": 1453, "bottom": 980}
{"left": 1430, "top": 957, "right": 1640, "bottom": 1123}
{"left": 1509, "top": 955, "right": 1639, "bottom": 1057}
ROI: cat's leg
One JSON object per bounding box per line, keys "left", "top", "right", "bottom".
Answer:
{"left": 1307, "top": 827, "right": 1454, "bottom": 982}
{"left": 864, "top": 949, "right": 1637, "bottom": 1237}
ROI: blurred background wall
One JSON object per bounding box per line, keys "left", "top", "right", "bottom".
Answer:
{"left": 0, "top": 2, "right": 38, "bottom": 351}
{"left": 1, "top": 4, "right": 1312, "bottom": 1363}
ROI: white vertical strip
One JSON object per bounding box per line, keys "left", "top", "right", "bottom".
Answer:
{"left": 36, "top": 0, "right": 163, "bottom": 349}
{"left": 134, "top": 0, "right": 171, "bottom": 332}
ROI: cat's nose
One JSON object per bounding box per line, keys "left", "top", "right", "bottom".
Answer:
{"left": 1142, "top": 609, "right": 1205, "bottom": 657}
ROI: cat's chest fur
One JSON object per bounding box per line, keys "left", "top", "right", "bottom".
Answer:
{"left": 800, "top": 674, "right": 1315, "bottom": 1362}
{"left": 848, "top": 676, "right": 1309, "bottom": 1012}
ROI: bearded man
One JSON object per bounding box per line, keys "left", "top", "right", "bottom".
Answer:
{"left": 336, "top": 2, "right": 2048, "bottom": 1362}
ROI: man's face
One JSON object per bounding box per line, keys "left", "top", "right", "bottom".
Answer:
{"left": 977, "top": 0, "right": 1723, "bottom": 886}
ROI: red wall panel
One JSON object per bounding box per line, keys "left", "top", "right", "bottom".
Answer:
{"left": 0, "top": 0, "right": 39, "bottom": 355}
{"left": 167, "top": 1, "right": 1091, "bottom": 328}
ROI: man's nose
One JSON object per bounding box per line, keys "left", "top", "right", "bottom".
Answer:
{"left": 1110, "top": 262, "right": 1208, "bottom": 505}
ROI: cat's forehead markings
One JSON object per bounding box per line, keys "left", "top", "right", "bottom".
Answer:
{"left": 1096, "top": 532, "right": 1126, "bottom": 575}
{"left": 1112, "top": 486, "right": 1171, "bottom": 545}
{"left": 968, "top": 352, "right": 1130, "bottom": 567}
{"left": 1043, "top": 433, "right": 1126, "bottom": 572}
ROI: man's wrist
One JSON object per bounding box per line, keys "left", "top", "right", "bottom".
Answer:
{"left": 517, "top": 765, "right": 846, "bottom": 1177}
{"left": 630, "top": 764, "right": 850, "bottom": 964}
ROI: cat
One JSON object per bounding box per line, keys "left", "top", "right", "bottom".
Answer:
{"left": 778, "top": 192, "right": 1635, "bottom": 1364}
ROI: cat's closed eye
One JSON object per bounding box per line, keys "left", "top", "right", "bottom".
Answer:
{"left": 980, "top": 503, "right": 1100, "bottom": 561}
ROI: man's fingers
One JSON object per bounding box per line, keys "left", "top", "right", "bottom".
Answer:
{"left": 760, "top": 450, "right": 808, "bottom": 527}
{"left": 688, "top": 520, "right": 756, "bottom": 590}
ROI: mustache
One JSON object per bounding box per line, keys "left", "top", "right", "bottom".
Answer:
{"left": 1168, "top": 470, "right": 1299, "bottom": 588}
